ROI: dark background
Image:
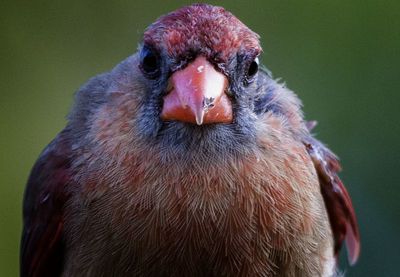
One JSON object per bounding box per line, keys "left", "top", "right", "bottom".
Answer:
{"left": 1, "top": 0, "right": 399, "bottom": 276}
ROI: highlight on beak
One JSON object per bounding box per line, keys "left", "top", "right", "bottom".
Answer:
{"left": 161, "top": 56, "right": 232, "bottom": 125}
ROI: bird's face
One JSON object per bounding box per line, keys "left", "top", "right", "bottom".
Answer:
{"left": 134, "top": 4, "right": 264, "bottom": 156}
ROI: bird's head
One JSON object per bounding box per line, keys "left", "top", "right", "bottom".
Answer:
{"left": 69, "top": 4, "right": 302, "bottom": 161}
{"left": 134, "top": 4, "right": 267, "bottom": 154}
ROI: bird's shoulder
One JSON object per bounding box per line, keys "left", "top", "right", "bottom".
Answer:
{"left": 254, "top": 72, "right": 360, "bottom": 264}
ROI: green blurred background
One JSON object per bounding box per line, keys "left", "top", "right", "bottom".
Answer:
{"left": 1, "top": 0, "right": 399, "bottom": 276}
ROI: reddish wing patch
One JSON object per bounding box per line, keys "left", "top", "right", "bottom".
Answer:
{"left": 21, "top": 131, "right": 72, "bottom": 277}
{"left": 304, "top": 137, "right": 360, "bottom": 265}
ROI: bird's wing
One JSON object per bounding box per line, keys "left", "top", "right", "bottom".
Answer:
{"left": 303, "top": 133, "right": 360, "bottom": 265}
{"left": 21, "top": 130, "right": 72, "bottom": 277}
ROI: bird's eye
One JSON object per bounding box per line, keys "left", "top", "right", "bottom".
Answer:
{"left": 246, "top": 57, "right": 259, "bottom": 83}
{"left": 139, "top": 46, "right": 160, "bottom": 78}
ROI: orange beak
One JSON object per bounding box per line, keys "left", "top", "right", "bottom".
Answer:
{"left": 161, "top": 56, "right": 232, "bottom": 125}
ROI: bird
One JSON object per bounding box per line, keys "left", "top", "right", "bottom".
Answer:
{"left": 20, "top": 4, "right": 360, "bottom": 277}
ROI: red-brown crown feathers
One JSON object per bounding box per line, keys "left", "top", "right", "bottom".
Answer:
{"left": 144, "top": 4, "right": 261, "bottom": 63}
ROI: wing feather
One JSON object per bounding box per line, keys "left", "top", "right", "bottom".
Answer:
{"left": 304, "top": 135, "right": 360, "bottom": 265}
{"left": 20, "top": 130, "right": 72, "bottom": 277}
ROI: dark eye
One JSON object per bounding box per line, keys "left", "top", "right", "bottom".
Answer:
{"left": 139, "top": 46, "right": 160, "bottom": 78}
{"left": 246, "top": 57, "right": 259, "bottom": 83}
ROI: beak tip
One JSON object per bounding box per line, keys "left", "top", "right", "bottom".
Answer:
{"left": 195, "top": 111, "right": 204, "bottom": 125}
